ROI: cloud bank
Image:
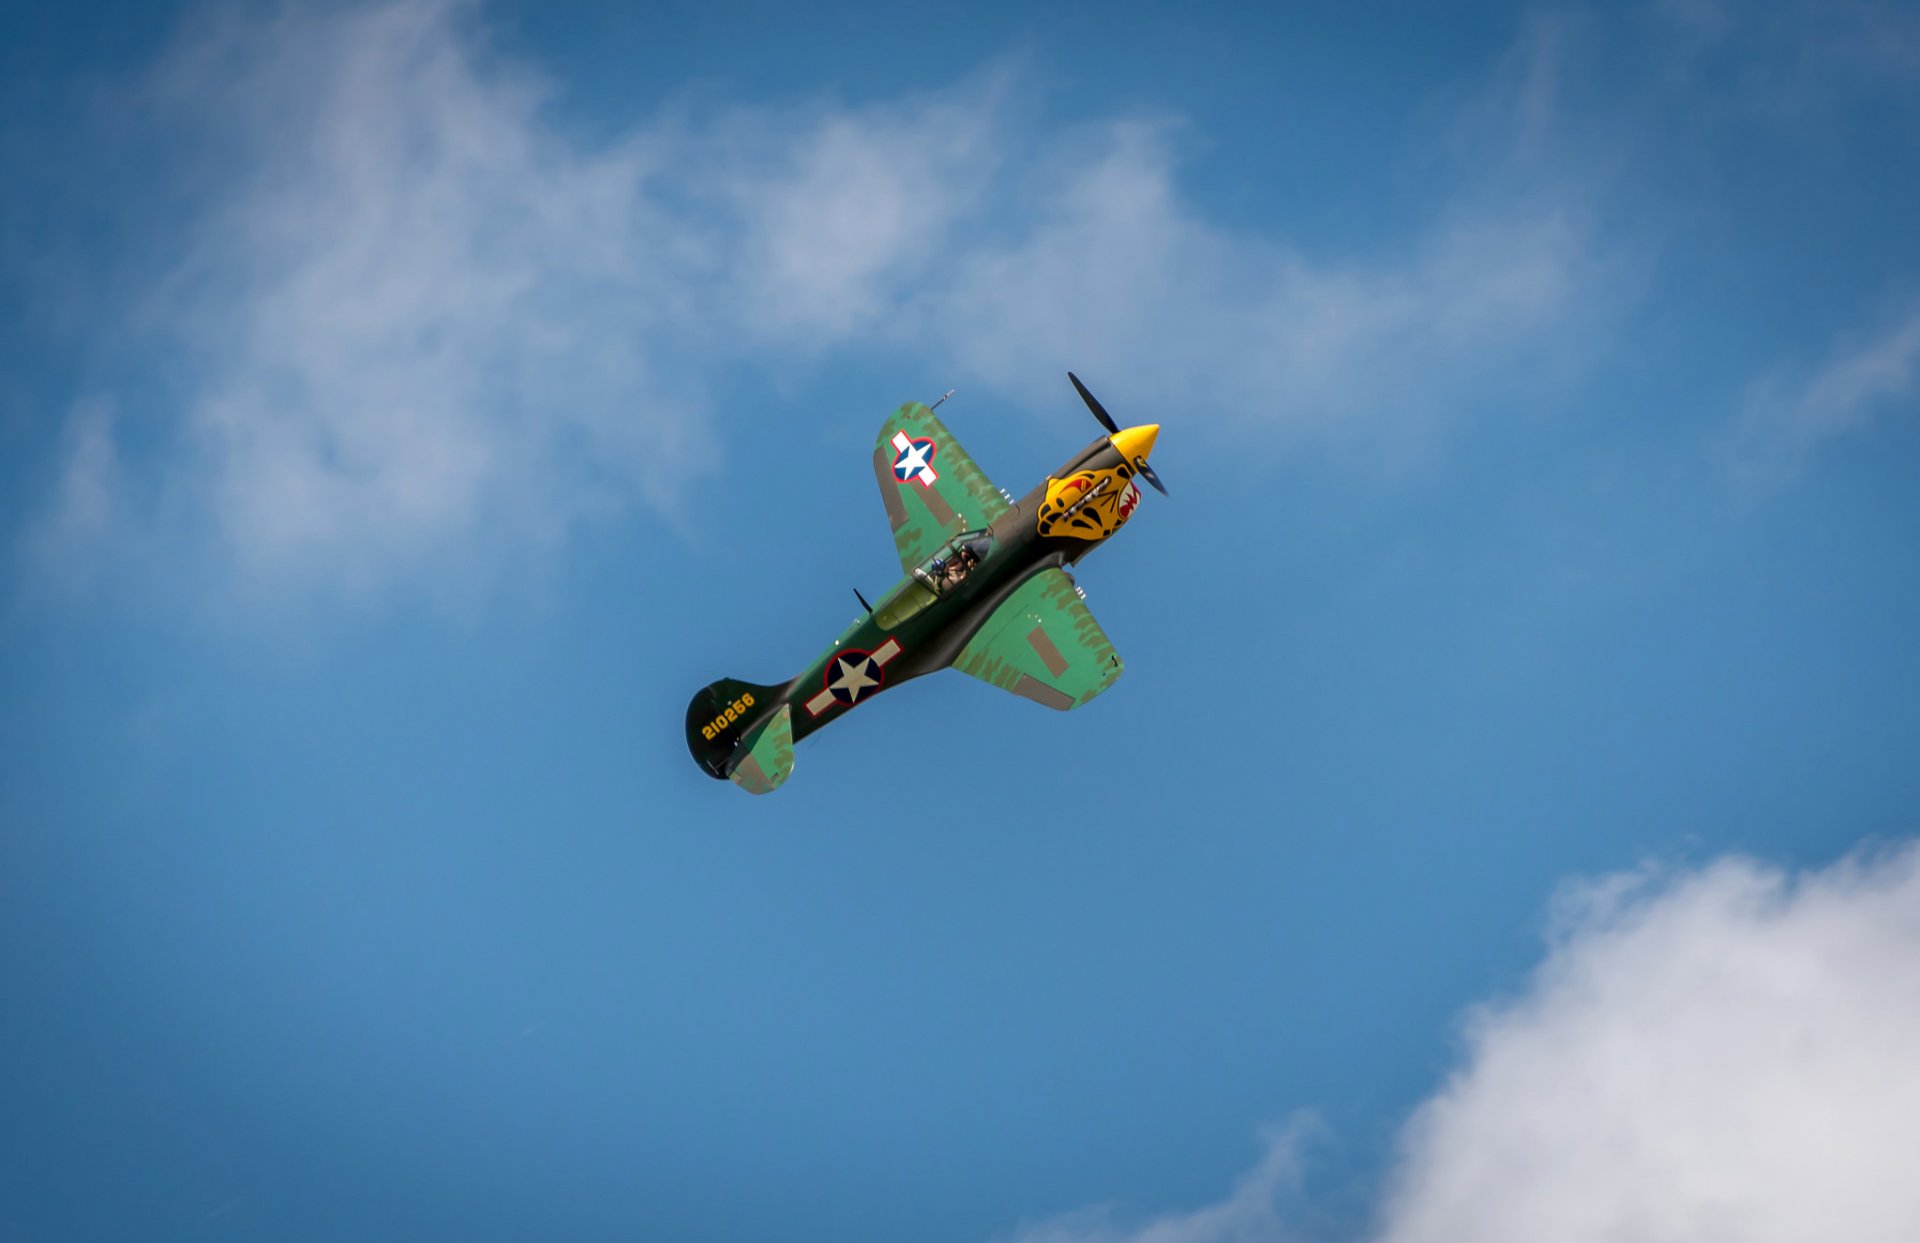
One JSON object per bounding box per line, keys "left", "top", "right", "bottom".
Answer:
{"left": 31, "top": 0, "right": 1599, "bottom": 595}
{"left": 1008, "top": 842, "right": 1920, "bottom": 1243}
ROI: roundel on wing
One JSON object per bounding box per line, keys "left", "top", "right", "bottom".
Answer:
{"left": 892, "top": 436, "right": 939, "bottom": 484}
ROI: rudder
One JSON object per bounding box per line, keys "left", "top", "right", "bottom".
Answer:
{"left": 685, "top": 677, "right": 787, "bottom": 782}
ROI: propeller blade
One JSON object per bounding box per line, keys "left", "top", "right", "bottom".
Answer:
{"left": 1067, "top": 371, "right": 1120, "bottom": 435}
{"left": 1070, "top": 370, "right": 1169, "bottom": 496}
{"left": 1137, "top": 460, "right": 1168, "bottom": 496}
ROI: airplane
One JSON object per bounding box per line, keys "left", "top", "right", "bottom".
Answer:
{"left": 685, "top": 372, "right": 1164, "bottom": 794}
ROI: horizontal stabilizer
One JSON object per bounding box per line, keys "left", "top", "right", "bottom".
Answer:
{"left": 726, "top": 705, "right": 794, "bottom": 795}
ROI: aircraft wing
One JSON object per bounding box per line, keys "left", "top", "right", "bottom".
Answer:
{"left": 953, "top": 569, "right": 1124, "bottom": 710}
{"left": 873, "top": 403, "right": 1011, "bottom": 572}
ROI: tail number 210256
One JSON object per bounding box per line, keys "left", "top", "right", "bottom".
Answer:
{"left": 701, "top": 693, "right": 756, "bottom": 741}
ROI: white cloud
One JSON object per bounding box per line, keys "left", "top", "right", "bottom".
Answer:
{"left": 51, "top": 401, "right": 119, "bottom": 541}
{"left": 20, "top": 400, "right": 122, "bottom": 583}
{"left": 714, "top": 85, "right": 1006, "bottom": 341}
{"left": 1006, "top": 842, "right": 1920, "bottom": 1243}
{"left": 916, "top": 120, "right": 1592, "bottom": 430}
{"left": 144, "top": 0, "right": 713, "bottom": 590}
{"left": 40, "top": 0, "right": 1605, "bottom": 596}
{"left": 1725, "top": 305, "right": 1920, "bottom": 487}
{"left": 1378, "top": 844, "right": 1920, "bottom": 1243}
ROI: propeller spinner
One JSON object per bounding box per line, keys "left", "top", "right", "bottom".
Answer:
{"left": 1068, "top": 371, "right": 1167, "bottom": 496}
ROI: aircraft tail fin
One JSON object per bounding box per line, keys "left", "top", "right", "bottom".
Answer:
{"left": 685, "top": 677, "right": 794, "bottom": 794}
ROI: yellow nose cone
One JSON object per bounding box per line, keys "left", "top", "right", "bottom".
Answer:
{"left": 1109, "top": 423, "right": 1160, "bottom": 469}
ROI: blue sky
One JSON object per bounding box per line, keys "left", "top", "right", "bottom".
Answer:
{"left": 4, "top": 2, "right": 1920, "bottom": 1240}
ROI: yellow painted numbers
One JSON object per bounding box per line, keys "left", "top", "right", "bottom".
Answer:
{"left": 700, "top": 692, "right": 756, "bottom": 741}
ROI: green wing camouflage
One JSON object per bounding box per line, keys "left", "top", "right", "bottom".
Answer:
{"left": 873, "top": 403, "right": 1010, "bottom": 573}
{"left": 954, "top": 569, "right": 1124, "bottom": 710}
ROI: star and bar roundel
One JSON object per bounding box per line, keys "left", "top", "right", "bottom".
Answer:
{"left": 805, "top": 638, "right": 904, "bottom": 717}
{"left": 890, "top": 431, "right": 939, "bottom": 487}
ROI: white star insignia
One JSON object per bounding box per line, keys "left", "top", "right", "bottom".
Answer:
{"left": 830, "top": 655, "right": 879, "bottom": 702}
{"left": 891, "top": 431, "right": 938, "bottom": 485}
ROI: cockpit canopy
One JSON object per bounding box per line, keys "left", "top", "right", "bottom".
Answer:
{"left": 918, "top": 530, "right": 992, "bottom": 594}
{"left": 873, "top": 529, "right": 993, "bottom": 629}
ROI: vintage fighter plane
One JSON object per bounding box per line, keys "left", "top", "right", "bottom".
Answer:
{"left": 685, "top": 373, "right": 1164, "bottom": 794}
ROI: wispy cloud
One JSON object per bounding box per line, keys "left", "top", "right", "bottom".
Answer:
{"left": 19, "top": 399, "right": 121, "bottom": 587}
{"left": 1005, "top": 1118, "right": 1320, "bottom": 1243}
{"left": 138, "top": 0, "right": 716, "bottom": 592}
{"left": 29, "top": 0, "right": 1608, "bottom": 598}
{"left": 1653, "top": 0, "right": 1920, "bottom": 122}
{"left": 915, "top": 120, "right": 1594, "bottom": 431}
{"left": 1724, "top": 304, "right": 1920, "bottom": 487}
{"left": 1005, "top": 842, "right": 1920, "bottom": 1243}
{"left": 711, "top": 80, "right": 1007, "bottom": 343}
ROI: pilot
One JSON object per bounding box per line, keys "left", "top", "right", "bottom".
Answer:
{"left": 952, "top": 545, "right": 983, "bottom": 587}
{"left": 942, "top": 546, "right": 977, "bottom": 588}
